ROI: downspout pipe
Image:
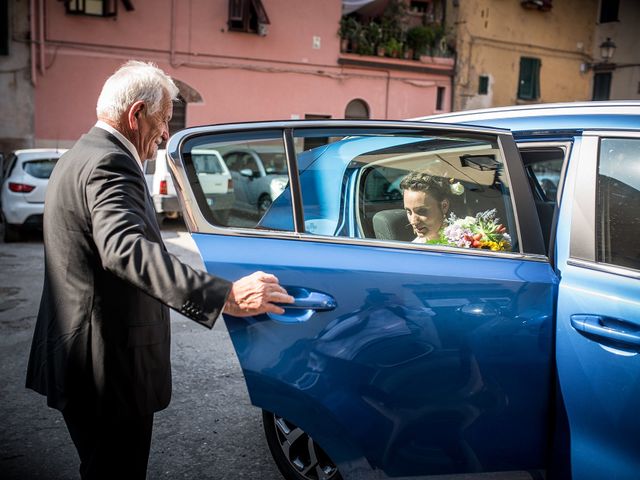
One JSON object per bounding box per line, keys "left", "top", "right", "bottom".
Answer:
{"left": 30, "top": 0, "right": 36, "bottom": 85}
{"left": 39, "top": 0, "right": 45, "bottom": 75}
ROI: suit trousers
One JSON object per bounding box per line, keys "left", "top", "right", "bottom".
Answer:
{"left": 62, "top": 402, "right": 154, "bottom": 480}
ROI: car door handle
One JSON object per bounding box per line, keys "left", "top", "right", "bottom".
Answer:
{"left": 283, "top": 288, "right": 336, "bottom": 311}
{"left": 269, "top": 288, "right": 336, "bottom": 324}
{"left": 570, "top": 314, "right": 640, "bottom": 348}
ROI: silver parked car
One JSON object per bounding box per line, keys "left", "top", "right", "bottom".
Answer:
{"left": 1, "top": 148, "right": 67, "bottom": 242}
{"left": 221, "top": 147, "right": 288, "bottom": 217}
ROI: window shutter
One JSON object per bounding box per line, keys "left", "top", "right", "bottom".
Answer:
{"left": 518, "top": 57, "right": 540, "bottom": 100}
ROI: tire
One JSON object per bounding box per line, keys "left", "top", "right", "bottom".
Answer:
{"left": 3, "top": 222, "right": 22, "bottom": 243}
{"left": 258, "top": 194, "right": 272, "bottom": 215}
{"left": 262, "top": 410, "right": 342, "bottom": 480}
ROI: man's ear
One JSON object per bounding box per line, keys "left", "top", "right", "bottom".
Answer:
{"left": 442, "top": 198, "right": 450, "bottom": 214}
{"left": 127, "top": 101, "right": 146, "bottom": 130}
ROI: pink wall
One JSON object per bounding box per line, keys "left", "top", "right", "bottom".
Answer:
{"left": 35, "top": 0, "right": 452, "bottom": 146}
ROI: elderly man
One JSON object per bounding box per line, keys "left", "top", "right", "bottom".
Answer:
{"left": 26, "top": 60, "right": 293, "bottom": 479}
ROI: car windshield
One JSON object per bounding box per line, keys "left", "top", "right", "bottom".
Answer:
{"left": 23, "top": 159, "right": 58, "bottom": 179}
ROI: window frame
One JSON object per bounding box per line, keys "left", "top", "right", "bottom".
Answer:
{"left": 168, "top": 120, "right": 548, "bottom": 259}
{"left": 228, "top": 0, "right": 270, "bottom": 35}
{"left": 569, "top": 131, "right": 640, "bottom": 278}
{"left": 599, "top": 0, "right": 620, "bottom": 23}
{"left": 64, "top": 0, "right": 118, "bottom": 17}
{"left": 478, "top": 76, "right": 489, "bottom": 95}
{"left": 517, "top": 57, "right": 541, "bottom": 101}
{"left": 592, "top": 72, "right": 612, "bottom": 101}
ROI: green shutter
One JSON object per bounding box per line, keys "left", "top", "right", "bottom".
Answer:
{"left": 518, "top": 57, "right": 541, "bottom": 100}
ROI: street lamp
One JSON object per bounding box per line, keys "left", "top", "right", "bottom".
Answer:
{"left": 581, "top": 37, "right": 617, "bottom": 73}
{"left": 599, "top": 37, "right": 616, "bottom": 63}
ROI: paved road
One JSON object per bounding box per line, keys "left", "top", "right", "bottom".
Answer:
{"left": 0, "top": 221, "right": 283, "bottom": 479}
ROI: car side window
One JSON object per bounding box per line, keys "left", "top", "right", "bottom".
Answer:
{"left": 244, "top": 155, "right": 260, "bottom": 177}
{"left": 292, "top": 128, "right": 518, "bottom": 252}
{"left": 596, "top": 138, "right": 640, "bottom": 270}
{"left": 182, "top": 133, "right": 293, "bottom": 230}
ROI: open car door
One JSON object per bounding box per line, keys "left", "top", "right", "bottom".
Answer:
{"left": 167, "top": 121, "right": 557, "bottom": 479}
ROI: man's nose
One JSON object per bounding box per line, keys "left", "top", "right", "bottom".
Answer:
{"left": 161, "top": 128, "right": 169, "bottom": 141}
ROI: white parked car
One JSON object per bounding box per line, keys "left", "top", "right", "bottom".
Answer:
{"left": 143, "top": 149, "right": 181, "bottom": 223}
{"left": 191, "top": 148, "right": 234, "bottom": 224}
{"left": 144, "top": 148, "right": 234, "bottom": 225}
{"left": 1, "top": 148, "right": 67, "bottom": 242}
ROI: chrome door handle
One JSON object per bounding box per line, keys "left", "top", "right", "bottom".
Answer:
{"left": 285, "top": 290, "right": 336, "bottom": 311}
{"left": 570, "top": 314, "right": 640, "bottom": 348}
{"left": 269, "top": 288, "right": 337, "bottom": 323}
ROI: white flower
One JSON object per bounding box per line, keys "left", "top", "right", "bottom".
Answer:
{"left": 450, "top": 181, "right": 464, "bottom": 196}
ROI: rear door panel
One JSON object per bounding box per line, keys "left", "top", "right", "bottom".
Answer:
{"left": 196, "top": 233, "right": 556, "bottom": 476}
{"left": 170, "top": 121, "right": 557, "bottom": 478}
{"left": 555, "top": 133, "right": 640, "bottom": 478}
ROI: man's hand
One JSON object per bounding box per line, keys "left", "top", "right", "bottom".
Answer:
{"left": 223, "top": 271, "right": 294, "bottom": 317}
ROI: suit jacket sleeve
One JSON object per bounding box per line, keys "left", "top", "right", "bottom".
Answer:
{"left": 86, "top": 151, "right": 231, "bottom": 328}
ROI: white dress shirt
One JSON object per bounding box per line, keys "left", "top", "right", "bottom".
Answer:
{"left": 95, "top": 120, "right": 143, "bottom": 173}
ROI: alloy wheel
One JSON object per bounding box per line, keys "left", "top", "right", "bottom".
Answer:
{"left": 263, "top": 411, "right": 341, "bottom": 480}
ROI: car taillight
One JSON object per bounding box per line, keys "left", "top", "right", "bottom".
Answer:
{"left": 159, "top": 179, "right": 168, "bottom": 195}
{"left": 227, "top": 178, "right": 234, "bottom": 191}
{"left": 8, "top": 182, "right": 35, "bottom": 193}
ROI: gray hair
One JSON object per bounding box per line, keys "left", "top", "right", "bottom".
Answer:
{"left": 96, "top": 60, "right": 179, "bottom": 121}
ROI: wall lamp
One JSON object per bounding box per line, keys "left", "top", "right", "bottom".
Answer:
{"left": 581, "top": 37, "right": 617, "bottom": 73}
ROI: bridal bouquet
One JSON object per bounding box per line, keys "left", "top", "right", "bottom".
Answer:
{"left": 438, "top": 209, "right": 512, "bottom": 251}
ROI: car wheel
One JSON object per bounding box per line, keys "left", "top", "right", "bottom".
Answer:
{"left": 262, "top": 410, "right": 342, "bottom": 480}
{"left": 3, "top": 222, "right": 22, "bottom": 243}
{"left": 258, "top": 194, "right": 272, "bottom": 215}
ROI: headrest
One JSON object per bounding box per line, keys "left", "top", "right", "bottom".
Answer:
{"left": 372, "top": 209, "right": 414, "bottom": 242}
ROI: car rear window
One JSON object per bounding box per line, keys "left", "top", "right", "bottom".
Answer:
{"left": 23, "top": 159, "right": 58, "bottom": 179}
{"left": 193, "top": 153, "right": 224, "bottom": 174}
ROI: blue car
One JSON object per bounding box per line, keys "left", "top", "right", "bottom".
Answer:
{"left": 167, "top": 101, "right": 640, "bottom": 480}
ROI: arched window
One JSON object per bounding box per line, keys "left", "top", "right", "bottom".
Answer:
{"left": 345, "top": 99, "right": 370, "bottom": 119}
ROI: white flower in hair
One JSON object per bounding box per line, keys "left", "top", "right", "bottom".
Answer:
{"left": 450, "top": 181, "right": 464, "bottom": 196}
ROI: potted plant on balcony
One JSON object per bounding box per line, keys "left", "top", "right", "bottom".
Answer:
{"left": 338, "top": 16, "right": 360, "bottom": 53}
{"left": 385, "top": 37, "right": 403, "bottom": 58}
{"left": 407, "top": 25, "right": 434, "bottom": 60}
{"left": 366, "top": 22, "right": 385, "bottom": 56}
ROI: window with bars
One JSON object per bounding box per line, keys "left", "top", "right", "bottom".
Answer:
{"left": 517, "top": 57, "right": 541, "bottom": 100}
{"left": 228, "top": 0, "right": 270, "bottom": 35}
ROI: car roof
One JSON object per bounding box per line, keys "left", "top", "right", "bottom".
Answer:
{"left": 414, "top": 101, "right": 640, "bottom": 134}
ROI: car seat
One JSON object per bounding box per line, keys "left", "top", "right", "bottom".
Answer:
{"left": 372, "top": 209, "right": 415, "bottom": 241}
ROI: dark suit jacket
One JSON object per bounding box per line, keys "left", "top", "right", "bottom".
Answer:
{"left": 26, "top": 127, "right": 232, "bottom": 416}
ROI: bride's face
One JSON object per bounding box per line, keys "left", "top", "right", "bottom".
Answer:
{"left": 403, "top": 189, "right": 449, "bottom": 240}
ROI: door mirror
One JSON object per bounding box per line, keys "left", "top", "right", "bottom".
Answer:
{"left": 240, "top": 168, "right": 254, "bottom": 178}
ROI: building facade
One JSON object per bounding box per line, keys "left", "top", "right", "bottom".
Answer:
{"left": 17, "top": 0, "right": 454, "bottom": 150}
{"left": 590, "top": 0, "right": 640, "bottom": 101}
{"left": 446, "top": 0, "right": 600, "bottom": 111}
{"left": 0, "top": 0, "right": 34, "bottom": 154}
